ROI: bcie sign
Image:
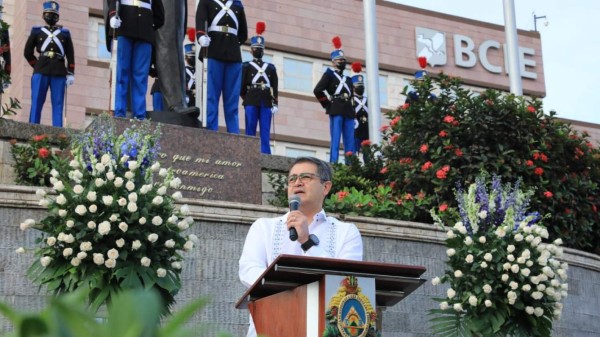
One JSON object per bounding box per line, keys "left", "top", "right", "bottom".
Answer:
{"left": 415, "top": 27, "right": 538, "bottom": 80}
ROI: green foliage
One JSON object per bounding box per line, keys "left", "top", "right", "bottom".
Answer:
{"left": 319, "top": 73, "right": 600, "bottom": 254}
{"left": 10, "top": 133, "right": 70, "bottom": 186}
{"left": 266, "top": 170, "right": 288, "bottom": 208}
{"left": 0, "top": 288, "right": 230, "bottom": 337}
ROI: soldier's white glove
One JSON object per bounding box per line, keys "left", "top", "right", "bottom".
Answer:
{"left": 110, "top": 16, "right": 122, "bottom": 29}
{"left": 198, "top": 35, "right": 211, "bottom": 47}
{"left": 271, "top": 105, "right": 279, "bottom": 114}
{"left": 66, "top": 75, "right": 74, "bottom": 86}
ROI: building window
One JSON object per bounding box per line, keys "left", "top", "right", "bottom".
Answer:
{"left": 285, "top": 147, "right": 316, "bottom": 158}
{"left": 88, "top": 16, "right": 111, "bottom": 61}
{"left": 283, "top": 58, "right": 312, "bottom": 93}
{"left": 379, "top": 75, "right": 388, "bottom": 106}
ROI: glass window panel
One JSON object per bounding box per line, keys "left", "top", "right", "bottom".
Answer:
{"left": 283, "top": 58, "right": 312, "bottom": 92}
{"left": 97, "top": 23, "right": 111, "bottom": 60}
{"left": 285, "top": 147, "right": 316, "bottom": 158}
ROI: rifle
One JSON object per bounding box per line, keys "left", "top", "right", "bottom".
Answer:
{"left": 109, "top": 0, "right": 120, "bottom": 114}
{"left": 200, "top": 21, "right": 208, "bottom": 128}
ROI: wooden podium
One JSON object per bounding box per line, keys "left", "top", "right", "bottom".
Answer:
{"left": 235, "top": 255, "right": 426, "bottom": 337}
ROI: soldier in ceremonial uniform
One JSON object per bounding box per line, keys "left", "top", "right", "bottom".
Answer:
{"left": 0, "top": 7, "right": 11, "bottom": 93}
{"left": 350, "top": 62, "right": 370, "bottom": 163}
{"left": 107, "top": 0, "right": 164, "bottom": 119}
{"left": 24, "top": 1, "right": 75, "bottom": 127}
{"left": 314, "top": 36, "right": 355, "bottom": 164}
{"left": 184, "top": 43, "right": 196, "bottom": 106}
{"left": 240, "top": 22, "right": 278, "bottom": 155}
{"left": 196, "top": 0, "right": 248, "bottom": 133}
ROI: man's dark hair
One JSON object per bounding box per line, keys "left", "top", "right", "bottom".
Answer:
{"left": 289, "top": 157, "right": 333, "bottom": 182}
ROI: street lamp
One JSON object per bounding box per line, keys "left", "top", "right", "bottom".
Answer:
{"left": 533, "top": 12, "right": 548, "bottom": 32}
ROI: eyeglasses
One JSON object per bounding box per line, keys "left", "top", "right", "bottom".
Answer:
{"left": 288, "top": 172, "right": 321, "bottom": 184}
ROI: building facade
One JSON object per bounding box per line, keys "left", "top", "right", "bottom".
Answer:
{"left": 2, "top": 0, "right": 598, "bottom": 160}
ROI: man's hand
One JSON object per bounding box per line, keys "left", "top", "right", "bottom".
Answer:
{"left": 271, "top": 105, "right": 279, "bottom": 114}
{"left": 110, "top": 16, "right": 122, "bottom": 29}
{"left": 286, "top": 211, "right": 310, "bottom": 243}
{"left": 66, "top": 75, "right": 75, "bottom": 87}
{"left": 198, "top": 35, "right": 211, "bottom": 47}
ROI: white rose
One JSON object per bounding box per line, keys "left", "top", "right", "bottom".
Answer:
{"left": 75, "top": 205, "right": 87, "bottom": 215}
{"left": 483, "top": 284, "right": 492, "bottom": 294}
{"left": 71, "top": 258, "right": 81, "bottom": 267}
{"left": 171, "top": 261, "right": 182, "bottom": 269}
{"left": 93, "top": 253, "right": 105, "bottom": 265}
{"left": 63, "top": 248, "right": 73, "bottom": 257}
{"left": 168, "top": 215, "right": 178, "bottom": 224}
{"left": 36, "top": 189, "right": 47, "bottom": 198}
{"left": 454, "top": 270, "right": 463, "bottom": 278}
{"left": 501, "top": 274, "right": 509, "bottom": 282}
{"left": 172, "top": 191, "right": 183, "bottom": 200}
{"left": 183, "top": 240, "right": 194, "bottom": 251}
{"left": 507, "top": 245, "right": 515, "bottom": 253}
{"left": 526, "top": 306, "right": 535, "bottom": 315}
{"left": 159, "top": 168, "right": 168, "bottom": 177}
{"left": 140, "top": 184, "right": 152, "bottom": 194}
{"left": 532, "top": 291, "right": 543, "bottom": 300}
{"left": 109, "top": 214, "right": 119, "bottom": 222}
{"left": 63, "top": 234, "right": 75, "bottom": 243}
{"left": 521, "top": 268, "right": 531, "bottom": 277}
{"left": 185, "top": 216, "right": 194, "bottom": 225}
{"left": 177, "top": 221, "right": 189, "bottom": 230}
{"left": 40, "top": 256, "right": 52, "bottom": 267}
{"left": 16, "top": 247, "right": 25, "bottom": 254}
{"left": 468, "top": 296, "right": 477, "bottom": 306}
{"left": 509, "top": 281, "right": 518, "bottom": 290}
{"left": 95, "top": 178, "right": 106, "bottom": 187}
{"left": 118, "top": 197, "right": 127, "bottom": 206}
{"left": 127, "top": 202, "right": 138, "bottom": 213}
{"left": 101, "top": 154, "right": 111, "bottom": 165}
{"left": 447, "top": 288, "right": 456, "bottom": 299}
{"left": 478, "top": 236, "right": 486, "bottom": 244}
{"left": 148, "top": 233, "right": 158, "bottom": 243}
{"left": 106, "top": 171, "right": 115, "bottom": 180}
{"left": 125, "top": 181, "right": 135, "bottom": 191}
{"left": 47, "top": 237, "right": 57, "bottom": 246}
{"left": 446, "top": 248, "right": 456, "bottom": 257}
{"left": 480, "top": 261, "right": 488, "bottom": 268}
{"left": 73, "top": 185, "right": 84, "bottom": 194}
{"left": 188, "top": 234, "right": 198, "bottom": 242}
{"left": 453, "top": 303, "right": 463, "bottom": 312}
{"left": 156, "top": 268, "right": 167, "bottom": 278}
{"left": 165, "top": 239, "right": 176, "bottom": 248}
{"left": 103, "top": 195, "right": 113, "bottom": 206}
{"left": 439, "top": 302, "right": 449, "bottom": 310}
{"left": 56, "top": 194, "right": 67, "bottom": 205}
{"left": 76, "top": 252, "right": 87, "bottom": 260}
{"left": 534, "top": 307, "right": 544, "bottom": 317}
{"left": 128, "top": 161, "right": 138, "bottom": 170}
{"left": 124, "top": 171, "right": 134, "bottom": 180}
{"left": 465, "top": 254, "right": 473, "bottom": 263}
{"left": 180, "top": 204, "right": 190, "bottom": 215}
{"left": 484, "top": 300, "right": 492, "bottom": 307}
{"left": 151, "top": 162, "right": 160, "bottom": 171}
{"left": 537, "top": 284, "right": 546, "bottom": 292}
{"left": 119, "top": 222, "right": 128, "bottom": 232}
{"left": 98, "top": 221, "right": 111, "bottom": 235}
{"left": 152, "top": 196, "right": 163, "bottom": 205}
{"left": 152, "top": 216, "right": 163, "bottom": 226}
{"left": 95, "top": 162, "right": 105, "bottom": 173}
{"left": 80, "top": 242, "right": 93, "bottom": 251}
{"left": 114, "top": 177, "right": 124, "bottom": 187}
{"left": 141, "top": 257, "right": 151, "bottom": 267}
{"left": 510, "top": 264, "right": 520, "bottom": 273}
{"left": 431, "top": 277, "right": 441, "bottom": 285}
{"left": 503, "top": 262, "right": 511, "bottom": 271}
{"left": 39, "top": 199, "right": 50, "bottom": 207}
{"left": 514, "top": 233, "right": 524, "bottom": 242}
{"left": 57, "top": 233, "right": 66, "bottom": 241}
{"left": 89, "top": 204, "right": 98, "bottom": 213}
{"left": 170, "top": 177, "right": 182, "bottom": 189}
{"left": 554, "top": 238, "right": 563, "bottom": 246}
{"left": 69, "top": 160, "right": 79, "bottom": 168}
{"left": 483, "top": 253, "right": 492, "bottom": 262}
{"left": 105, "top": 258, "right": 117, "bottom": 269}
{"left": 87, "top": 191, "right": 97, "bottom": 202}
{"left": 87, "top": 221, "right": 97, "bottom": 229}
{"left": 128, "top": 192, "right": 138, "bottom": 202}
{"left": 525, "top": 234, "right": 534, "bottom": 242}
{"left": 132, "top": 240, "right": 142, "bottom": 250}
{"left": 116, "top": 239, "right": 125, "bottom": 248}
{"left": 139, "top": 217, "right": 147, "bottom": 225}
{"left": 107, "top": 248, "right": 119, "bottom": 259}
{"left": 58, "top": 209, "right": 67, "bottom": 217}
{"left": 53, "top": 180, "right": 65, "bottom": 191}
{"left": 495, "top": 227, "right": 506, "bottom": 238}
{"left": 20, "top": 219, "right": 35, "bottom": 230}
{"left": 66, "top": 220, "right": 74, "bottom": 228}
{"left": 157, "top": 186, "right": 167, "bottom": 195}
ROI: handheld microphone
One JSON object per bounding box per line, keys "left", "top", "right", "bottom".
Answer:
{"left": 288, "top": 195, "right": 300, "bottom": 241}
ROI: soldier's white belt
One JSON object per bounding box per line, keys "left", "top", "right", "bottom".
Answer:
{"left": 120, "top": 0, "right": 152, "bottom": 10}
{"left": 208, "top": 25, "right": 238, "bottom": 35}
{"left": 248, "top": 83, "right": 270, "bottom": 89}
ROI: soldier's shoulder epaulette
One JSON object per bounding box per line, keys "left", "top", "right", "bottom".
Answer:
{"left": 59, "top": 27, "right": 71, "bottom": 36}
{"left": 233, "top": 0, "right": 244, "bottom": 8}
{"left": 324, "top": 68, "right": 335, "bottom": 76}
{"left": 266, "top": 63, "right": 276, "bottom": 71}
{"left": 31, "top": 26, "right": 43, "bottom": 34}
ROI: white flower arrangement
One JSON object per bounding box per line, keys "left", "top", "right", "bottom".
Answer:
{"left": 19, "top": 116, "right": 195, "bottom": 313}
{"left": 429, "top": 175, "right": 568, "bottom": 337}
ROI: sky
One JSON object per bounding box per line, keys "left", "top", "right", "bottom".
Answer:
{"left": 389, "top": 0, "right": 600, "bottom": 125}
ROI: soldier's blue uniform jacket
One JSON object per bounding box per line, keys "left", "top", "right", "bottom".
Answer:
{"left": 353, "top": 95, "right": 369, "bottom": 143}
{"left": 24, "top": 26, "right": 75, "bottom": 76}
{"left": 240, "top": 60, "right": 278, "bottom": 107}
{"left": 313, "top": 68, "right": 355, "bottom": 119}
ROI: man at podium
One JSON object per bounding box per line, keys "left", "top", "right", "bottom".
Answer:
{"left": 239, "top": 156, "right": 363, "bottom": 337}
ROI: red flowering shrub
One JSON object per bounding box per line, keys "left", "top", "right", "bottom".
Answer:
{"left": 322, "top": 73, "right": 600, "bottom": 254}
{"left": 10, "top": 133, "right": 70, "bottom": 186}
